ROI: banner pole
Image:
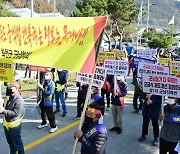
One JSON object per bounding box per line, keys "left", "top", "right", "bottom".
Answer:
{"left": 72, "top": 30, "right": 104, "bottom": 154}
{"left": 161, "top": 96, "right": 164, "bottom": 126}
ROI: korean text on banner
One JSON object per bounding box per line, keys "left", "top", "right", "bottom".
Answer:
{"left": 103, "top": 59, "right": 129, "bottom": 76}
{"left": 29, "top": 65, "right": 47, "bottom": 73}
{"left": 169, "top": 61, "right": 180, "bottom": 75}
{"left": 137, "top": 49, "right": 157, "bottom": 59}
{"left": 131, "top": 57, "right": 156, "bottom": 69}
{"left": 158, "top": 58, "right": 170, "bottom": 66}
{"left": 97, "top": 52, "right": 116, "bottom": 63}
{"left": 0, "top": 17, "right": 107, "bottom": 74}
{"left": 142, "top": 74, "right": 180, "bottom": 98}
{"left": 137, "top": 62, "right": 169, "bottom": 78}
{"left": 0, "top": 58, "right": 13, "bottom": 83}
{"left": 112, "top": 49, "right": 126, "bottom": 59}
{"left": 76, "top": 66, "right": 107, "bottom": 88}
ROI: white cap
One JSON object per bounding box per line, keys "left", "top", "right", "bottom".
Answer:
{"left": 167, "top": 98, "right": 175, "bottom": 105}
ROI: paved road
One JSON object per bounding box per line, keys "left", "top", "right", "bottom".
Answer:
{"left": 0, "top": 77, "right": 159, "bottom": 154}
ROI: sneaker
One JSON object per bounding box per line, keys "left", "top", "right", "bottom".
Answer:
{"left": 37, "top": 123, "right": 48, "bottom": 129}
{"left": 117, "top": 128, "right": 122, "bottom": 134}
{"left": 138, "top": 135, "right": 146, "bottom": 142}
{"left": 73, "top": 116, "right": 81, "bottom": 120}
{"left": 50, "top": 126, "right": 58, "bottom": 133}
{"left": 62, "top": 113, "right": 67, "bottom": 117}
{"left": 106, "top": 107, "right": 110, "bottom": 111}
{"left": 153, "top": 138, "right": 158, "bottom": 146}
{"left": 109, "top": 127, "right": 118, "bottom": 131}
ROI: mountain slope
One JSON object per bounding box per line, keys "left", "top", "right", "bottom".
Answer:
{"left": 136, "top": 0, "right": 180, "bottom": 28}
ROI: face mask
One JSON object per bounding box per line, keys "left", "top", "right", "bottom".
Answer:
{"left": 85, "top": 116, "right": 94, "bottom": 124}
{"left": 6, "top": 88, "right": 14, "bottom": 96}
{"left": 167, "top": 98, "right": 174, "bottom": 105}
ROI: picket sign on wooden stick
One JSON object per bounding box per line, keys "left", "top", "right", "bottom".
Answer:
{"left": 72, "top": 30, "right": 104, "bottom": 154}
{"left": 72, "top": 73, "right": 95, "bottom": 154}
{"left": 161, "top": 96, "right": 165, "bottom": 126}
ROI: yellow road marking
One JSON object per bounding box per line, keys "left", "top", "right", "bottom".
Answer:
{"left": 24, "top": 93, "right": 134, "bottom": 151}
{"left": 24, "top": 120, "right": 80, "bottom": 151}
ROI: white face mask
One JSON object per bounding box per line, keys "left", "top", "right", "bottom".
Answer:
{"left": 167, "top": 98, "right": 174, "bottom": 105}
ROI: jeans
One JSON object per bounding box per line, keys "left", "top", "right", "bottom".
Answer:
{"left": 133, "top": 94, "right": 143, "bottom": 110}
{"left": 4, "top": 125, "right": 25, "bottom": 154}
{"left": 55, "top": 91, "right": 67, "bottom": 114}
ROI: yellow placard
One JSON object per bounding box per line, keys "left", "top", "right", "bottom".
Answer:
{"left": 0, "top": 58, "right": 13, "bottom": 83}
{"left": 169, "top": 61, "right": 180, "bottom": 75}
{"left": 158, "top": 58, "right": 170, "bottom": 66}
{"left": 97, "top": 52, "right": 116, "bottom": 63}
{"left": 112, "top": 49, "right": 126, "bottom": 59}
{"left": 0, "top": 17, "right": 107, "bottom": 74}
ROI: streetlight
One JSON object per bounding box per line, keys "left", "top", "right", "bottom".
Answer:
{"left": 47, "top": 0, "right": 56, "bottom": 17}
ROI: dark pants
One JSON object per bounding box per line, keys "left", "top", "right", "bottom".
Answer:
{"left": 24, "top": 67, "right": 31, "bottom": 78}
{"left": 77, "top": 97, "right": 85, "bottom": 117}
{"left": 142, "top": 116, "right": 159, "bottom": 138}
{"left": 101, "top": 89, "right": 110, "bottom": 108}
{"left": 133, "top": 94, "right": 143, "bottom": 110}
{"left": 40, "top": 105, "right": 56, "bottom": 128}
{"left": 4, "top": 125, "right": 25, "bottom": 154}
{"left": 160, "top": 137, "right": 178, "bottom": 154}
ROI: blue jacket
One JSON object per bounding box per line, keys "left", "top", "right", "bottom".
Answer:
{"left": 42, "top": 79, "right": 55, "bottom": 106}
{"left": 111, "top": 80, "right": 127, "bottom": 106}
{"left": 142, "top": 95, "right": 162, "bottom": 119}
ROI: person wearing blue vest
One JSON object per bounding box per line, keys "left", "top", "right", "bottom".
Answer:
{"left": 37, "top": 71, "right": 57, "bottom": 133}
{"left": 54, "top": 69, "right": 68, "bottom": 117}
{"left": 0, "top": 82, "right": 25, "bottom": 154}
{"left": 74, "top": 103, "right": 107, "bottom": 154}
{"left": 159, "top": 97, "right": 180, "bottom": 154}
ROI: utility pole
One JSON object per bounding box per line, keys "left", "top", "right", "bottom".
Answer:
{"left": 147, "top": 0, "right": 150, "bottom": 32}
{"left": 54, "top": 0, "right": 56, "bottom": 17}
{"left": 31, "top": 0, "right": 34, "bottom": 17}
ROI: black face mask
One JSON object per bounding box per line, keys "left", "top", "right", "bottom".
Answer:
{"left": 6, "top": 88, "right": 14, "bottom": 96}
{"left": 85, "top": 116, "right": 94, "bottom": 124}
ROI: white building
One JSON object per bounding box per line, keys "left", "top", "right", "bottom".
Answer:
{"left": 8, "top": 8, "right": 64, "bottom": 18}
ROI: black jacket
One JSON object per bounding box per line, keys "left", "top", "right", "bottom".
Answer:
{"left": 79, "top": 122, "right": 107, "bottom": 154}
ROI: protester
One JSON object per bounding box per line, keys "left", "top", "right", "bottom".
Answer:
{"left": 131, "top": 69, "right": 143, "bottom": 114}
{"left": 91, "top": 86, "right": 105, "bottom": 116}
{"left": 138, "top": 94, "right": 162, "bottom": 146}
{"left": 0, "top": 82, "right": 25, "bottom": 154}
{"left": 37, "top": 71, "right": 57, "bottom": 133}
{"left": 73, "top": 82, "right": 88, "bottom": 120}
{"left": 109, "top": 76, "right": 127, "bottom": 134}
{"left": 54, "top": 69, "right": 68, "bottom": 117}
{"left": 101, "top": 75, "right": 111, "bottom": 111}
{"left": 24, "top": 64, "right": 31, "bottom": 78}
{"left": 74, "top": 103, "right": 107, "bottom": 154}
{"left": 159, "top": 97, "right": 180, "bottom": 154}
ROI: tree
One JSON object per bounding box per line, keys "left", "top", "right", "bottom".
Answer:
{"left": 73, "top": 0, "right": 108, "bottom": 17}
{"left": 73, "top": 0, "right": 138, "bottom": 27}
{"left": 147, "top": 33, "right": 173, "bottom": 49}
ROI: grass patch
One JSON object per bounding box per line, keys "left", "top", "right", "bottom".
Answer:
{"left": 21, "top": 79, "right": 37, "bottom": 91}
{"left": 68, "top": 72, "right": 76, "bottom": 86}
